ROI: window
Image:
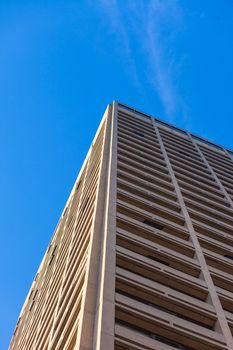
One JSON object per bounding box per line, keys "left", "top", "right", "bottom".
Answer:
{"left": 133, "top": 130, "right": 144, "bottom": 138}
{"left": 76, "top": 180, "right": 82, "bottom": 191}
{"left": 224, "top": 254, "right": 233, "bottom": 261}
{"left": 115, "top": 319, "right": 195, "bottom": 350}
{"left": 49, "top": 245, "right": 57, "bottom": 266}
{"left": 29, "top": 290, "right": 38, "bottom": 312}
{"left": 143, "top": 219, "right": 163, "bottom": 230}
{"left": 28, "top": 289, "right": 34, "bottom": 300}
{"left": 178, "top": 150, "right": 191, "bottom": 158}
{"left": 47, "top": 244, "right": 52, "bottom": 254}
{"left": 81, "top": 197, "right": 89, "bottom": 213}
{"left": 13, "top": 317, "right": 21, "bottom": 336}
{"left": 147, "top": 255, "right": 170, "bottom": 266}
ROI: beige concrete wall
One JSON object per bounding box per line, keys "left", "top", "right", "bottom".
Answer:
{"left": 9, "top": 101, "right": 233, "bottom": 350}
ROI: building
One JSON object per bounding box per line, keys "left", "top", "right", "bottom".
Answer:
{"left": 9, "top": 101, "right": 233, "bottom": 350}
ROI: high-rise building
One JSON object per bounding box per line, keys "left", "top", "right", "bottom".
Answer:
{"left": 9, "top": 102, "right": 233, "bottom": 350}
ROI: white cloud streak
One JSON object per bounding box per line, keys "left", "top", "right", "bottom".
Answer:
{"left": 143, "top": 0, "right": 190, "bottom": 124}
{"left": 99, "top": 0, "right": 189, "bottom": 124}
{"left": 145, "top": 1, "right": 180, "bottom": 121}
{"left": 99, "top": 0, "right": 140, "bottom": 87}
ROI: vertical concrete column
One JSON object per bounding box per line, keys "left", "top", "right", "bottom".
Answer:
{"left": 93, "top": 101, "right": 118, "bottom": 350}
{"left": 188, "top": 133, "right": 233, "bottom": 209}
{"left": 76, "top": 105, "right": 113, "bottom": 350}
{"left": 151, "top": 120, "right": 233, "bottom": 349}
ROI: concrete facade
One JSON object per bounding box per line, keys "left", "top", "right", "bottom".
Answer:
{"left": 9, "top": 102, "right": 233, "bottom": 350}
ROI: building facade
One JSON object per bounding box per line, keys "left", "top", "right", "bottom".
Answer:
{"left": 9, "top": 102, "right": 233, "bottom": 350}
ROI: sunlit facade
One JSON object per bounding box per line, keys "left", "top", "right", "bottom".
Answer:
{"left": 10, "top": 102, "right": 233, "bottom": 350}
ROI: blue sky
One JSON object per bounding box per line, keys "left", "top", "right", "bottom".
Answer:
{"left": 1, "top": 0, "right": 233, "bottom": 348}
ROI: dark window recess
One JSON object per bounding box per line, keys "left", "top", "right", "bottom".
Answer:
{"left": 29, "top": 290, "right": 38, "bottom": 311}
{"left": 178, "top": 150, "right": 191, "bottom": 158}
{"left": 116, "top": 289, "right": 213, "bottom": 330}
{"left": 29, "top": 301, "right": 35, "bottom": 312}
{"left": 76, "top": 180, "right": 82, "bottom": 191}
{"left": 147, "top": 255, "right": 170, "bottom": 266}
{"left": 133, "top": 130, "right": 145, "bottom": 138}
{"left": 47, "top": 244, "right": 52, "bottom": 254}
{"left": 81, "top": 197, "right": 90, "bottom": 213}
{"left": 49, "top": 255, "right": 54, "bottom": 266}
{"left": 13, "top": 317, "right": 21, "bottom": 336}
{"left": 33, "top": 289, "right": 38, "bottom": 300}
{"left": 49, "top": 245, "right": 57, "bottom": 266}
{"left": 116, "top": 319, "right": 195, "bottom": 350}
{"left": 120, "top": 267, "right": 205, "bottom": 301}
{"left": 51, "top": 245, "right": 57, "bottom": 256}
{"left": 28, "top": 289, "right": 34, "bottom": 300}
{"left": 224, "top": 254, "right": 233, "bottom": 261}
{"left": 63, "top": 207, "right": 68, "bottom": 217}
{"left": 143, "top": 219, "right": 163, "bottom": 230}
{"left": 135, "top": 111, "right": 151, "bottom": 120}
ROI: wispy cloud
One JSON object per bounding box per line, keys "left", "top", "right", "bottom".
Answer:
{"left": 99, "top": 0, "right": 140, "bottom": 86}
{"left": 99, "top": 0, "right": 189, "bottom": 124}
{"left": 143, "top": 0, "right": 191, "bottom": 125}
{"left": 145, "top": 0, "right": 183, "bottom": 121}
